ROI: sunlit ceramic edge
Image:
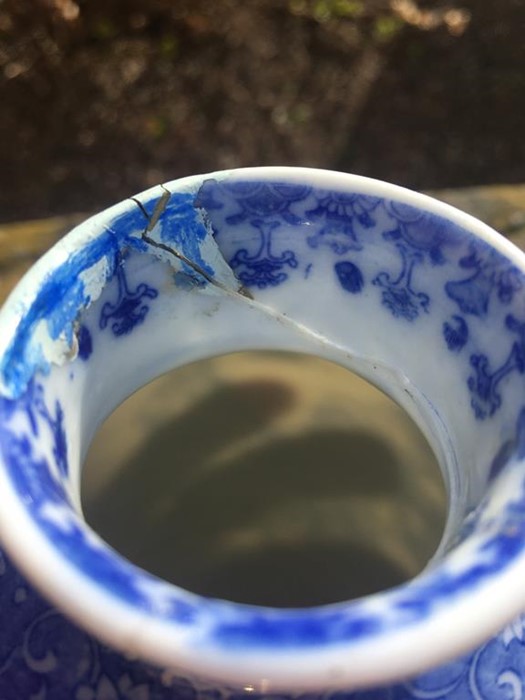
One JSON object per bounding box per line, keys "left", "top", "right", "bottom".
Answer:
{"left": 1, "top": 167, "right": 525, "bottom": 691}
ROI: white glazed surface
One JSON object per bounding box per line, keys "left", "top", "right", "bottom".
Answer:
{"left": 1, "top": 168, "right": 525, "bottom": 694}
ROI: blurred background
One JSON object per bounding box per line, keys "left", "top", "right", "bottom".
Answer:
{"left": 0, "top": 0, "right": 524, "bottom": 222}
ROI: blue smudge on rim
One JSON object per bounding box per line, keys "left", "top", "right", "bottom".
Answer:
{"left": 0, "top": 231, "right": 120, "bottom": 397}
{"left": 0, "top": 191, "right": 216, "bottom": 399}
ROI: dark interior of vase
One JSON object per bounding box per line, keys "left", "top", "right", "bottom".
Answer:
{"left": 82, "top": 351, "right": 446, "bottom": 607}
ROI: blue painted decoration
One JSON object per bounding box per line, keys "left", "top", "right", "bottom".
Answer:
{"left": 468, "top": 314, "right": 525, "bottom": 420}
{"left": 382, "top": 202, "right": 457, "bottom": 266}
{"left": 148, "top": 190, "right": 219, "bottom": 279}
{"left": 0, "top": 187, "right": 221, "bottom": 398}
{"left": 99, "top": 264, "right": 158, "bottom": 336}
{"left": 488, "top": 408, "right": 525, "bottom": 482}
{"left": 34, "top": 384, "right": 68, "bottom": 477}
{"left": 2, "top": 379, "right": 525, "bottom": 656}
{"left": 443, "top": 315, "right": 468, "bottom": 352}
{"left": 445, "top": 245, "right": 522, "bottom": 317}
{"left": 222, "top": 181, "right": 311, "bottom": 226}
{"left": 196, "top": 180, "right": 311, "bottom": 227}
{"left": 0, "top": 231, "right": 120, "bottom": 398}
{"left": 2, "top": 372, "right": 525, "bottom": 698}
{"left": 229, "top": 220, "right": 298, "bottom": 289}
{"left": 368, "top": 205, "right": 460, "bottom": 322}
{"left": 196, "top": 180, "right": 311, "bottom": 288}
{"left": 0, "top": 545, "right": 205, "bottom": 699}
{"left": 0, "top": 367, "right": 514, "bottom": 667}
{"left": 4, "top": 176, "right": 524, "bottom": 423}
{"left": 373, "top": 244, "right": 429, "bottom": 321}
{"left": 77, "top": 324, "right": 93, "bottom": 361}
{"left": 4, "top": 177, "right": 525, "bottom": 695}
{"left": 370, "top": 206, "right": 460, "bottom": 322}
{"left": 335, "top": 261, "right": 364, "bottom": 294}
{"left": 195, "top": 178, "right": 525, "bottom": 418}
{"left": 306, "top": 192, "right": 379, "bottom": 254}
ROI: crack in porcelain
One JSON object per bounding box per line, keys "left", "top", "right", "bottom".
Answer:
{"left": 1, "top": 168, "right": 525, "bottom": 697}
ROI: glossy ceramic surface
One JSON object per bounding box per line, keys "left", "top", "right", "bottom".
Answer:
{"left": 1, "top": 168, "right": 525, "bottom": 698}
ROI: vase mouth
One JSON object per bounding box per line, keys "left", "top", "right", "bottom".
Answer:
{"left": 1, "top": 166, "right": 525, "bottom": 691}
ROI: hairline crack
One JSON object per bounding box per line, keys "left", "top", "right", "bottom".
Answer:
{"left": 130, "top": 186, "right": 253, "bottom": 299}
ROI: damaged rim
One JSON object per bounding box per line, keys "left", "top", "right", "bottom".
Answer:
{"left": 1, "top": 168, "right": 525, "bottom": 691}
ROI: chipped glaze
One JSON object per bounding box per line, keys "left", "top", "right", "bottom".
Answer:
{"left": 1, "top": 168, "right": 525, "bottom": 697}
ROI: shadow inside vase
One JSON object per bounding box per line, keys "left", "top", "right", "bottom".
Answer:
{"left": 82, "top": 352, "right": 446, "bottom": 607}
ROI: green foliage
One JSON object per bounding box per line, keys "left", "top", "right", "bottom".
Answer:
{"left": 373, "top": 14, "right": 404, "bottom": 42}
{"left": 289, "top": 0, "right": 365, "bottom": 23}
{"left": 160, "top": 34, "right": 179, "bottom": 58}
{"left": 289, "top": 0, "right": 404, "bottom": 44}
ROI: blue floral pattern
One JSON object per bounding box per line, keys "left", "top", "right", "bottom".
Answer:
{"left": 443, "top": 315, "right": 469, "bottom": 352}
{"left": 373, "top": 244, "right": 429, "bottom": 321}
{"left": 306, "top": 192, "right": 379, "bottom": 254}
{"left": 99, "top": 263, "right": 158, "bottom": 336}
{"left": 2, "top": 377, "right": 525, "bottom": 696}
{"left": 229, "top": 219, "right": 298, "bottom": 289}
{"left": 0, "top": 551, "right": 201, "bottom": 699}
{"left": 369, "top": 205, "right": 458, "bottom": 321}
{"left": 445, "top": 244, "right": 522, "bottom": 317}
{"left": 468, "top": 314, "right": 525, "bottom": 419}
{"left": 0, "top": 536, "right": 524, "bottom": 700}
{"left": 2, "top": 379, "right": 69, "bottom": 478}
{"left": 198, "top": 178, "right": 525, "bottom": 420}
{"left": 195, "top": 181, "right": 310, "bottom": 288}
{"left": 4, "top": 176, "right": 525, "bottom": 695}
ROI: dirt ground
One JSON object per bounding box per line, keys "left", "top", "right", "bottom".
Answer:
{"left": 0, "top": 0, "right": 524, "bottom": 222}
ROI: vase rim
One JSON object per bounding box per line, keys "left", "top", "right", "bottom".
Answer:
{"left": 1, "top": 167, "right": 525, "bottom": 691}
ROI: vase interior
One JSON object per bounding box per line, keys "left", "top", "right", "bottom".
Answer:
{"left": 82, "top": 351, "right": 446, "bottom": 607}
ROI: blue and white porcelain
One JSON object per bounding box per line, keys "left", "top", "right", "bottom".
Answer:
{"left": 1, "top": 167, "right": 525, "bottom": 698}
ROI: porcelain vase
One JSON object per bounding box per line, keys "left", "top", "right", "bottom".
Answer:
{"left": 1, "top": 167, "right": 525, "bottom": 698}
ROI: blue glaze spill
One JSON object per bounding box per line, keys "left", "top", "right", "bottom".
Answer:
{"left": 0, "top": 381, "right": 68, "bottom": 478}
{"left": 0, "top": 231, "right": 120, "bottom": 398}
{"left": 128, "top": 195, "right": 216, "bottom": 285}
{"left": 0, "top": 189, "right": 217, "bottom": 398}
